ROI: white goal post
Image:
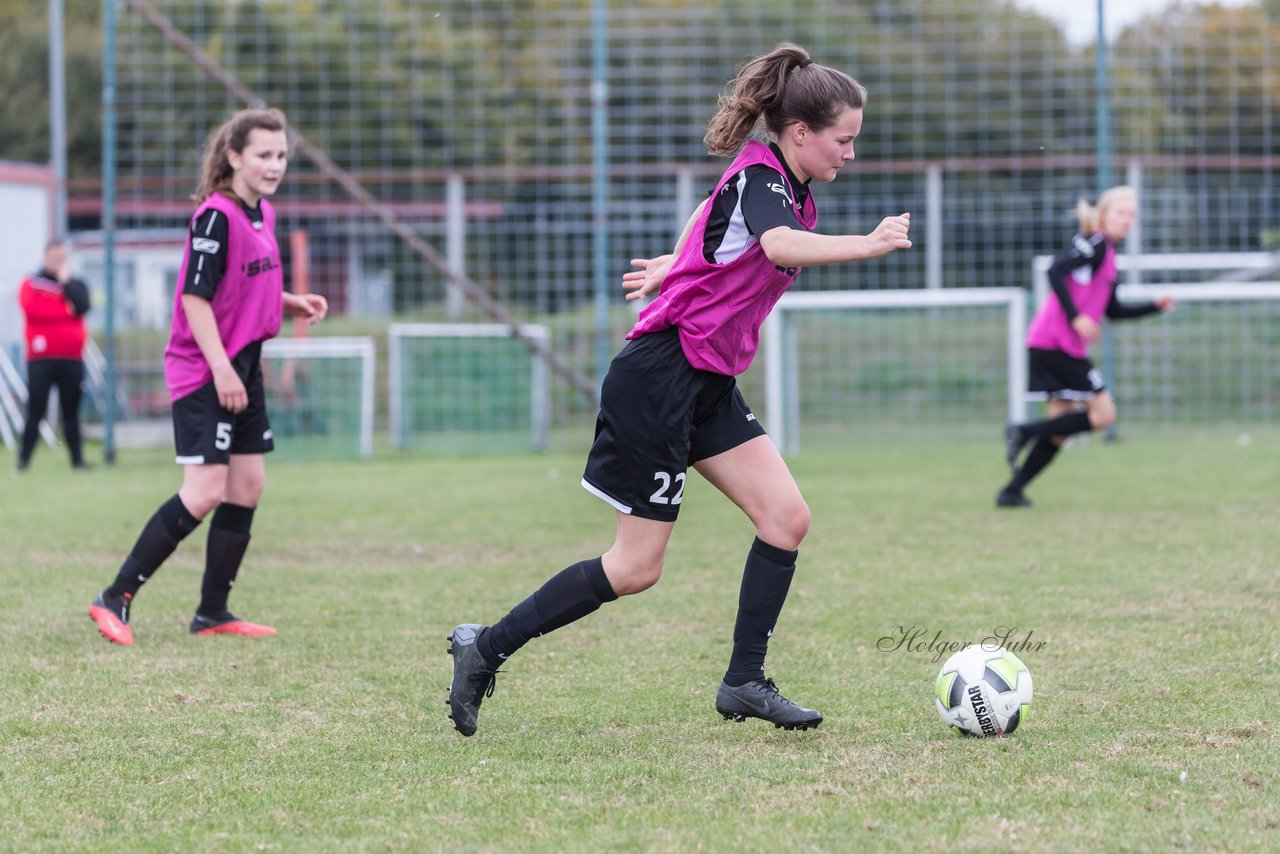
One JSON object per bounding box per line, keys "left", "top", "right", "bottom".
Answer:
{"left": 1031, "top": 251, "right": 1279, "bottom": 307}
{"left": 388, "top": 322, "right": 551, "bottom": 453}
{"left": 1116, "top": 281, "right": 1280, "bottom": 301}
{"left": 763, "top": 288, "right": 1028, "bottom": 454}
{"left": 260, "top": 336, "right": 377, "bottom": 458}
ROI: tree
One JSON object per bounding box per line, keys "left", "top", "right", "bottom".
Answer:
{"left": 1113, "top": 3, "right": 1280, "bottom": 157}
{"left": 0, "top": 0, "right": 102, "bottom": 176}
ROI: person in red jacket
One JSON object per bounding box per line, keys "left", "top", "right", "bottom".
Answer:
{"left": 17, "top": 240, "right": 92, "bottom": 471}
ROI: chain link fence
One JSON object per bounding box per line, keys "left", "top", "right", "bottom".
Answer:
{"left": 59, "top": 0, "right": 1280, "bottom": 449}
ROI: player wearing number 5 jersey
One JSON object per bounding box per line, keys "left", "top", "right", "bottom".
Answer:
{"left": 447, "top": 43, "right": 912, "bottom": 736}
{"left": 88, "top": 108, "right": 327, "bottom": 646}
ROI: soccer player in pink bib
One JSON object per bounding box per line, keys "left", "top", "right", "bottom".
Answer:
{"left": 89, "top": 108, "right": 327, "bottom": 646}
{"left": 447, "top": 44, "right": 912, "bottom": 735}
{"left": 998, "top": 186, "right": 1175, "bottom": 508}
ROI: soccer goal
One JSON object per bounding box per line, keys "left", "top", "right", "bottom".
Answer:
{"left": 1031, "top": 251, "right": 1279, "bottom": 306}
{"left": 260, "top": 336, "right": 376, "bottom": 460}
{"left": 1106, "top": 282, "right": 1280, "bottom": 428}
{"left": 388, "top": 323, "right": 551, "bottom": 453}
{"left": 762, "top": 288, "right": 1028, "bottom": 454}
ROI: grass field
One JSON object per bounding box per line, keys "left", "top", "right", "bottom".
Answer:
{"left": 2, "top": 430, "right": 1277, "bottom": 851}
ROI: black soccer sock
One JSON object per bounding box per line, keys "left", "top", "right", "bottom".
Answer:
{"left": 479, "top": 557, "right": 617, "bottom": 666}
{"left": 1022, "top": 410, "right": 1092, "bottom": 440}
{"left": 724, "top": 537, "right": 797, "bottom": 687}
{"left": 107, "top": 495, "right": 202, "bottom": 597}
{"left": 197, "top": 503, "right": 256, "bottom": 617}
{"left": 1008, "top": 437, "right": 1061, "bottom": 492}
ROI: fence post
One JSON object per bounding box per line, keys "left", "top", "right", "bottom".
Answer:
{"left": 1126, "top": 158, "right": 1143, "bottom": 284}
{"left": 926, "top": 164, "right": 943, "bottom": 290}
{"left": 445, "top": 172, "right": 466, "bottom": 318}
{"left": 675, "top": 167, "right": 695, "bottom": 240}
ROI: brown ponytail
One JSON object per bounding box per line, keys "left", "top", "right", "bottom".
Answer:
{"left": 192, "top": 107, "right": 289, "bottom": 202}
{"left": 703, "top": 43, "right": 867, "bottom": 156}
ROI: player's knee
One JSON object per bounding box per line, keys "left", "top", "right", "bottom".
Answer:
{"left": 227, "top": 473, "right": 266, "bottom": 506}
{"left": 605, "top": 555, "right": 664, "bottom": 596}
{"left": 179, "top": 486, "right": 222, "bottom": 520}
{"left": 1089, "top": 402, "right": 1117, "bottom": 431}
{"left": 626, "top": 559, "right": 665, "bottom": 594}
{"left": 759, "top": 499, "right": 810, "bottom": 551}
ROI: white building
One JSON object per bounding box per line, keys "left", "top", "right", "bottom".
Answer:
{"left": 0, "top": 161, "right": 53, "bottom": 356}
{"left": 70, "top": 229, "right": 186, "bottom": 333}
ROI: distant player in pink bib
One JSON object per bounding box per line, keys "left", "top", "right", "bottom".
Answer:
{"left": 447, "top": 43, "right": 912, "bottom": 736}
{"left": 998, "top": 186, "right": 1175, "bottom": 508}
{"left": 89, "top": 108, "right": 328, "bottom": 646}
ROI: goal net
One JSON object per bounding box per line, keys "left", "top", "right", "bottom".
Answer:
{"left": 761, "top": 288, "right": 1028, "bottom": 453}
{"left": 1107, "top": 282, "right": 1280, "bottom": 428}
{"left": 389, "top": 323, "right": 551, "bottom": 453}
{"left": 260, "top": 336, "right": 376, "bottom": 460}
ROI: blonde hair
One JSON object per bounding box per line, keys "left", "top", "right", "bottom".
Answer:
{"left": 192, "top": 107, "right": 289, "bottom": 202}
{"left": 703, "top": 43, "right": 867, "bottom": 156}
{"left": 1076, "top": 185, "right": 1137, "bottom": 234}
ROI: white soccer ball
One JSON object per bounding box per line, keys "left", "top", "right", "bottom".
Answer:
{"left": 934, "top": 645, "right": 1033, "bottom": 736}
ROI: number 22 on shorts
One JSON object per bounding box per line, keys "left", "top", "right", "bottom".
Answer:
{"left": 649, "top": 471, "right": 686, "bottom": 505}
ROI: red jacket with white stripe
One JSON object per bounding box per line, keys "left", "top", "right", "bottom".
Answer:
{"left": 19, "top": 271, "right": 89, "bottom": 361}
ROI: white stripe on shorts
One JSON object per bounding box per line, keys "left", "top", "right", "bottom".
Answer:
{"left": 580, "top": 478, "right": 632, "bottom": 514}
{"left": 1027, "top": 390, "right": 1096, "bottom": 402}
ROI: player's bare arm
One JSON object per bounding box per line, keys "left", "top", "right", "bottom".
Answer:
{"left": 181, "top": 293, "right": 247, "bottom": 413}
{"left": 622, "top": 198, "right": 710, "bottom": 301}
{"left": 759, "top": 212, "right": 911, "bottom": 268}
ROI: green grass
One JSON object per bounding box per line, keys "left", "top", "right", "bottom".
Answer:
{"left": 3, "top": 432, "right": 1278, "bottom": 852}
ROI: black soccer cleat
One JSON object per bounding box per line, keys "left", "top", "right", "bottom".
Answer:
{"left": 1004, "top": 423, "right": 1031, "bottom": 470}
{"left": 995, "top": 487, "right": 1033, "bottom": 508}
{"left": 715, "top": 677, "right": 823, "bottom": 731}
{"left": 446, "top": 623, "right": 501, "bottom": 737}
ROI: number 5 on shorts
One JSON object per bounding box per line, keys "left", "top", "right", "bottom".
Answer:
{"left": 215, "top": 421, "right": 232, "bottom": 451}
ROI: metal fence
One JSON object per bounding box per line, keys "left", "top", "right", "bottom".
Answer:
{"left": 73, "top": 0, "right": 1280, "bottom": 446}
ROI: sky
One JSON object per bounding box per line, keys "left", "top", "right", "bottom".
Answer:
{"left": 1013, "top": 0, "right": 1255, "bottom": 44}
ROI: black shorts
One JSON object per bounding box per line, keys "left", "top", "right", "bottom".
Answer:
{"left": 1026, "top": 348, "right": 1107, "bottom": 402}
{"left": 171, "top": 344, "right": 274, "bottom": 465}
{"left": 581, "top": 327, "right": 766, "bottom": 522}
